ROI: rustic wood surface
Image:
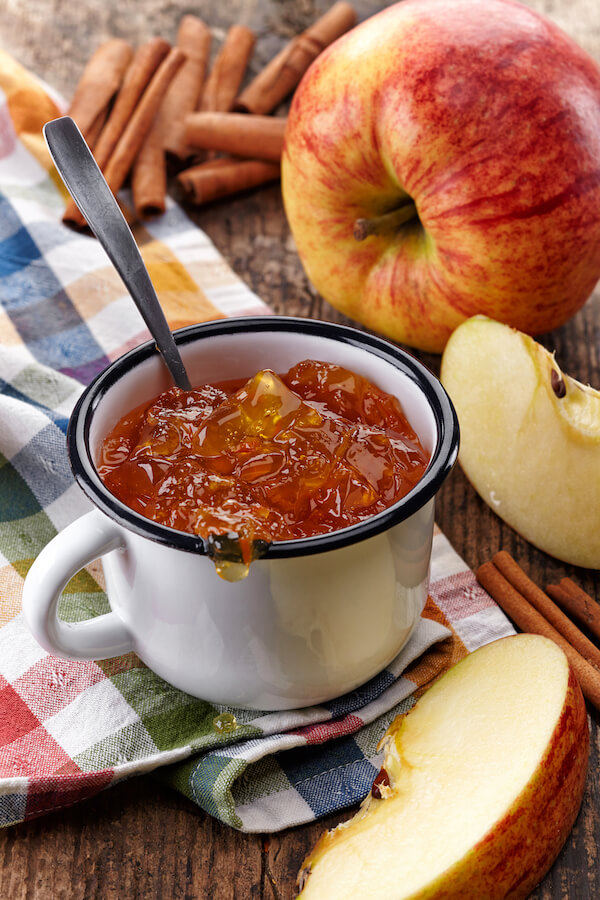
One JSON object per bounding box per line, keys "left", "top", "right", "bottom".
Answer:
{"left": 1, "top": 0, "right": 599, "bottom": 897}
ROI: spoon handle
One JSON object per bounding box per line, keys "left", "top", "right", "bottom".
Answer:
{"left": 43, "top": 116, "right": 191, "bottom": 391}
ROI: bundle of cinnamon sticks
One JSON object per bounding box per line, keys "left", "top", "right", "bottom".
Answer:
{"left": 61, "top": 2, "right": 356, "bottom": 228}
{"left": 477, "top": 551, "right": 600, "bottom": 711}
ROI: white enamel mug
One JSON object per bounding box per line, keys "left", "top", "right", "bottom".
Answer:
{"left": 22, "top": 317, "right": 459, "bottom": 710}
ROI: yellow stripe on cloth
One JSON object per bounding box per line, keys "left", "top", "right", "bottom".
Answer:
{"left": 404, "top": 596, "right": 468, "bottom": 697}
{"left": 133, "top": 222, "right": 225, "bottom": 329}
{"left": 0, "top": 564, "right": 25, "bottom": 628}
{"left": 0, "top": 49, "right": 66, "bottom": 194}
{"left": 0, "top": 308, "right": 25, "bottom": 347}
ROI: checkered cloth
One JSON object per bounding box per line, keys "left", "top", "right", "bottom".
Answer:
{"left": 0, "top": 49, "right": 514, "bottom": 831}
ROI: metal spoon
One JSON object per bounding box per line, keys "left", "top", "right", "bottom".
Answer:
{"left": 43, "top": 116, "right": 191, "bottom": 391}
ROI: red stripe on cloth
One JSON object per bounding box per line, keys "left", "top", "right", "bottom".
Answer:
{"left": 430, "top": 570, "right": 496, "bottom": 621}
{"left": 0, "top": 683, "right": 41, "bottom": 745}
{"left": 13, "top": 655, "right": 106, "bottom": 722}
{"left": 290, "top": 714, "right": 364, "bottom": 745}
{"left": 108, "top": 331, "right": 151, "bottom": 361}
{"left": 0, "top": 723, "right": 72, "bottom": 777}
{"left": 25, "top": 768, "right": 114, "bottom": 821}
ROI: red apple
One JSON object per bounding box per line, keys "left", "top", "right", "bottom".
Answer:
{"left": 282, "top": 0, "right": 600, "bottom": 353}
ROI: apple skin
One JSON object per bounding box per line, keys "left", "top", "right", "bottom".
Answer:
{"left": 282, "top": 0, "right": 600, "bottom": 353}
{"left": 297, "top": 635, "right": 589, "bottom": 900}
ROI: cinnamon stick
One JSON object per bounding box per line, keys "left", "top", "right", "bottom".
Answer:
{"left": 131, "top": 19, "right": 210, "bottom": 217}
{"left": 64, "top": 37, "right": 171, "bottom": 228}
{"left": 493, "top": 551, "right": 600, "bottom": 671}
{"left": 235, "top": 2, "right": 357, "bottom": 115}
{"left": 177, "top": 158, "right": 280, "bottom": 205}
{"left": 93, "top": 37, "right": 171, "bottom": 166}
{"left": 200, "top": 25, "right": 256, "bottom": 113}
{"left": 67, "top": 39, "right": 134, "bottom": 141}
{"left": 476, "top": 560, "right": 600, "bottom": 711}
{"left": 84, "top": 108, "right": 109, "bottom": 150}
{"left": 547, "top": 579, "right": 600, "bottom": 643}
{"left": 100, "top": 47, "right": 185, "bottom": 199}
{"left": 132, "top": 124, "right": 167, "bottom": 218}
{"left": 184, "top": 112, "right": 285, "bottom": 162}
{"left": 159, "top": 15, "right": 212, "bottom": 161}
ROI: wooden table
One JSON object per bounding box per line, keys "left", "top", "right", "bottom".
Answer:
{"left": 1, "top": 1, "right": 599, "bottom": 897}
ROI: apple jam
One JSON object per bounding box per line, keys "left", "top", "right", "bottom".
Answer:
{"left": 97, "top": 360, "right": 430, "bottom": 574}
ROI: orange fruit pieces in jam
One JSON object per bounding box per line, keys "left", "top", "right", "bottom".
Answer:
{"left": 97, "top": 360, "right": 430, "bottom": 549}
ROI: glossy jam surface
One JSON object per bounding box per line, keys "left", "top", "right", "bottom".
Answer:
{"left": 97, "top": 360, "right": 430, "bottom": 550}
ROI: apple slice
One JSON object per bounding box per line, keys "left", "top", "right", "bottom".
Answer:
{"left": 297, "top": 634, "right": 588, "bottom": 900}
{"left": 440, "top": 315, "right": 600, "bottom": 569}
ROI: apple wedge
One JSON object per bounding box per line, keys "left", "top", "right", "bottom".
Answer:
{"left": 440, "top": 315, "right": 600, "bottom": 569}
{"left": 297, "top": 634, "right": 588, "bottom": 900}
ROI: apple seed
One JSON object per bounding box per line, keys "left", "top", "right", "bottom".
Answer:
{"left": 551, "top": 368, "right": 567, "bottom": 398}
{"left": 371, "top": 766, "right": 391, "bottom": 798}
{"left": 297, "top": 864, "right": 312, "bottom": 891}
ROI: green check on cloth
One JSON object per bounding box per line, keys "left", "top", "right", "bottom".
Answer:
{"left": 0, "top": 50, "right": 514, "bottom": 832}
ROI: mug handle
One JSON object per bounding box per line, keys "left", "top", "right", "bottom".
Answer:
{"left": 22, "top": 509, "right": 134, "bottom": 660}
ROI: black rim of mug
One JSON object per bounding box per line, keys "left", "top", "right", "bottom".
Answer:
{"left": 68, "top": 316, "right": 460, "bottom": 559}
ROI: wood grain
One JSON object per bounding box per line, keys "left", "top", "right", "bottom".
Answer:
{"left": 1, "top": 0, "right": 599, "bottom": 897}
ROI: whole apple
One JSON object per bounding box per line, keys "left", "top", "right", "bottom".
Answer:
{"left": 281, "top": 0, "right": 600, "bottom": 353}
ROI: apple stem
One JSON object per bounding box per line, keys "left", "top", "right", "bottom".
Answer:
{"left": 353, "top": 201, "right": 418, "bottom": 241}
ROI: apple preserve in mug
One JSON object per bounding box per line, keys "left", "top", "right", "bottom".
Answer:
{"left": 22, "top": 318, "right": 459, "bottom": 710}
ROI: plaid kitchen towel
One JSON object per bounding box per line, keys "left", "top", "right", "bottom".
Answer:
{"left": 0, "top": 49, "right": 515, "bottom": 832}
